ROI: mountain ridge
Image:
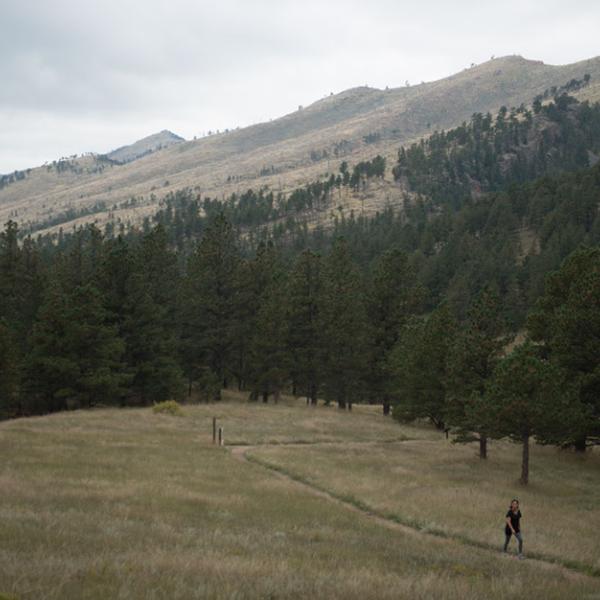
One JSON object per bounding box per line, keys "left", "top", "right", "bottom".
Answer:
{"left": 3, "top": 54, "right": 600, "bottom": 235}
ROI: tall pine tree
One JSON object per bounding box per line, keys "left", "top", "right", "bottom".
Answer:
{"left": 319, "top": 238, "right": 369, "bottom": 409}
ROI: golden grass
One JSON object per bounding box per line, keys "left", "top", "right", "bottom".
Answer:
{"left": 251, "top": 424, "right": 600, "bottom": 571}
{"left": 1, "top": 396, "right": 599, "bottom": 599}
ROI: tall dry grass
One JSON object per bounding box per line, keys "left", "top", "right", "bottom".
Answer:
{"left": 1, "top": 397, "right": 599, "bottom": 599}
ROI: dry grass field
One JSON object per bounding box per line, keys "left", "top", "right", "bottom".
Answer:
{"left": 1, "top": 393, "right": 599, "bottom": 599}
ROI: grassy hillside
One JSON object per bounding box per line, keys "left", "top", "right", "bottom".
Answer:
{"left": 2, "top": 55, "right": 600, "bottom": 236}
{"left": 1, "top": 394, "right": 599, "bottom": 599}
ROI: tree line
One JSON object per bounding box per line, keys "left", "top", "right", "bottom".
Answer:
{"left": 2, "top": 86, "right": 599, "bottom": 485}
{"left": 1, "top": 209, "right": 598, "bottom": 484}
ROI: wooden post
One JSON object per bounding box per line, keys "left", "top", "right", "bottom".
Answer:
{"left": 218, "top": 427, "right": 224, "bottom": 447}
{"left": 212, "top": 417, "right": 217, "bottom": 444}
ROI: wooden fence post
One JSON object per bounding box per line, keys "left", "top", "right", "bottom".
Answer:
{"left": 212, "top": 417, "right": 217, "bottom": 444}
{"left": 218, "top": 427, "right": 224, "bottom": 447}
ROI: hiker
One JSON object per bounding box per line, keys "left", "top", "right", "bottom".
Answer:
{"left": 503, "top": 498, "right": 524, "bottom": 558}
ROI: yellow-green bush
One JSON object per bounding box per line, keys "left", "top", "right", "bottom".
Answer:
{"left": 152, "top": 400, "right": 183, "bottom": 416}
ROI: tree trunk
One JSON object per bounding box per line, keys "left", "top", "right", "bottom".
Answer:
{"left": 338, "top": 398, "right": 346, "bottom": 409}
{"left": 274, "top": 388, "right": 280, "bottom": 404}
{"left": 479, "top": 435, "right": 488, "bottom": 460}
{"left": 431, "top": 418, "right": 445, "bottom": 431}
{"left": 262, "top": 390, "right": 268, "bottom": 403}
{"left": 348, "top": 401, "right": 352, "bottom": 411}
{"left": 310, "top": 384, "right": 318, "bottom": 406}
{"left": 188, "top": 378, "right": 193, "bottom": 398}
{"left": 520, "top": 432, "right": 530, "bottom": 485}
{"left": 574, "top": 436, "right": 587, "bottom": 453}
{"left": 383, "top": 400, "right": 390, "bottom": 416}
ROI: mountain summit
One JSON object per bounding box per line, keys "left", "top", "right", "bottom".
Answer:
{"left": 106, "top": 130, "right": 185, "bottom": 164}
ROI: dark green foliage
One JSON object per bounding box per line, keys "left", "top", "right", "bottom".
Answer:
{"left": 318, "top": 238, "right": 369, "bottom": 408}
{"left": 350, "top": 155, "right": 386, "bottom": 189}
{"left": 528, "top": 247, "right": 600, "bottom": 448}
{"left": 365, "top": 248, "right": 424, "bottom": 412}
{"left": 248, "top": 267, "right": 290, "bottom": 403}
{"left": 182, "top": 213, "right": 241, "bottom": 398}
{"left": 446, "top": 288, "right": 511, "bottom": 458}
{"left": 392, "top": 94, "right": 600, "bottom": 208}
{"left": 118, "top": 228, "right": 184, "bottom": 404}
{"left": 483, "top": 342, "right": 586, "bottom": 483}
{"left": 25, "top": 281, "right": 127, "bottom": 412}
{"left": 0, "top": 320, "right": 19, "bottom": 419}
{"left": 286, "top": 250, "right": 323, "bottom": 404}
{"left": 390, "top": 305, "right": 456, "bottom": 429}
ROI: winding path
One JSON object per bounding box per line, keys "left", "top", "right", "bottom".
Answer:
{"left": 229, "top": 442, "right": 596, "bottom": 582}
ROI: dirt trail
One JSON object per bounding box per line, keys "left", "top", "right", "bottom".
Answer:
{"left": 230, "top": 444, "right": 421, "bottom": 538}
{"left": 229, "top": 443, "right": 594, "bottom": 582}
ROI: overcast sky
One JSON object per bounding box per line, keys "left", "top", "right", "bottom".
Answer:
{"left": 1, "top": 0, "right": 599, "bottom": 173}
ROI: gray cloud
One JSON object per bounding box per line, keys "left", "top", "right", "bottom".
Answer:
{"left": 1, "top": 0, "right": 600, "bottom": 172}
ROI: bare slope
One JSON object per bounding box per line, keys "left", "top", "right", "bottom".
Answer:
{"left": 106, "top": 129, "right": 185, "bottom": 164}
{"left": 2, "top": 55, "right": 600, "bottom": 234}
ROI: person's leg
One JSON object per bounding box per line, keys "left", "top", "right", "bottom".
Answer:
{"left": 516, "top": 532, "right": 523, "bottom": 555}
{"left": 503, "top": 532, "right": 511, "bottom": 552}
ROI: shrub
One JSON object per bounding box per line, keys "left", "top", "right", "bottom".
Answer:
{"left": 152, "top": 400, "right": 183, "bottom": 416}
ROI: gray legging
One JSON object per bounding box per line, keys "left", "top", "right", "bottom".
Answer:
{"left": 504, "top": 530, "right": 523, "bottom": 553}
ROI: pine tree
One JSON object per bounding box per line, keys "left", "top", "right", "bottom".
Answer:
{"left": 366, "top": 247, "right": 424, "bottom": 414}
{"left": 248, "top": 268, "right": 290, "bottom": 403}
{"left": 232, "top": 241, "right": 279, "bottom": 394}
{"left": 0, "top": 320, "right": 19, "bottom": 419}
{"left": 319, "top": 238, "right": 369, "bottom": 409}
{"left": 389, "top": 304, "right": 456, "bottom": 429}
{"left": 446, "top": 287, "right": 510, "bottom": 459}
{"left": 287, "top": 250, "right": 323, "bottom": 404}
{"left": 26, "top": 281, "right": 127, "bottom": 412}
{"left": 0, "top": 220, "right": 21, "bottom": 324}
{"left": 527, "top": 246, "right": 600, "bottom": 450}
{"left": 129, "top": 226, "right": 183, "bottom": 403}
{"left": 483, "top": 342, "right": 586, "bottom": 484}
{"left": 183, "top": 214, "right": 241, "bottom": 399}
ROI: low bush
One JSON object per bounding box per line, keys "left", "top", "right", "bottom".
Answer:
{"left": 152, "top": 400, "right": 183, "bottom": 416}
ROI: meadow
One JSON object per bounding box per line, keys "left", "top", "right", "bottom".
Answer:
{"left": 1, "top": 392, "right": 599, "bottom": 599}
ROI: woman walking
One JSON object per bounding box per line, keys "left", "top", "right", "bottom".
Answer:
{"left": 503, "top": 499, "right": 524, "bottom": 558}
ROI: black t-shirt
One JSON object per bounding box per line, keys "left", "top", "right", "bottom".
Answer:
{"left": 505, "top": 509, "right": 522, "bottom": 534}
